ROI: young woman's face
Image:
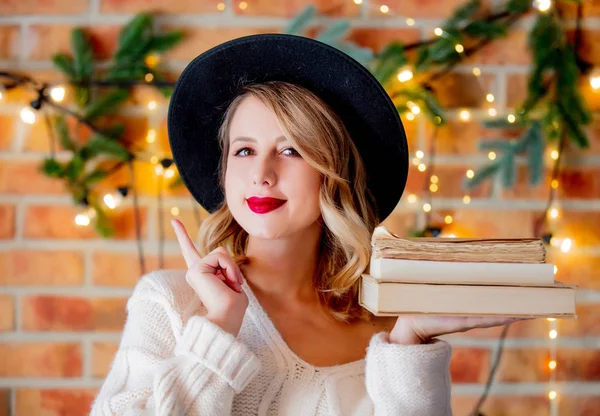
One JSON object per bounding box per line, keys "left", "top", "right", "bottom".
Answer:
{"left": 225, "top": 95, "right": 322, "bottom": 240}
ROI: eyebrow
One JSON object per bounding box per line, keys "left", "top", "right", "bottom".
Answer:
{"left": 231, "top": 136, "right": 288, "bottom": 145}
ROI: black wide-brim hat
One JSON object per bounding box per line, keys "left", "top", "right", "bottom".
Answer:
{"left": 168, "top": 33, "right": 408, "bottom": 222}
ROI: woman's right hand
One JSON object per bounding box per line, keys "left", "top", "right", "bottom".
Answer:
{"left": 171, "top": 219, "right": 249, "bottom": 337}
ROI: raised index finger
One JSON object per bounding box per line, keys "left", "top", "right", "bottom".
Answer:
{"left": 171, "top": 219, "right": 200, "bottom": 268}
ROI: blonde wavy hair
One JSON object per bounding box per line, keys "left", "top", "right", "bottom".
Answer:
{"left": 197, "top": 81, "right": 378, "bottom": 322}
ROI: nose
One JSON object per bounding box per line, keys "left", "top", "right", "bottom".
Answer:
{"left": 252, "top": 154, "right": 277, "bottom": 187}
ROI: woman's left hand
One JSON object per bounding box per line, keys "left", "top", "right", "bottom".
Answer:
{"left": 389, "top": 315, "right": 535, "bottom": 345}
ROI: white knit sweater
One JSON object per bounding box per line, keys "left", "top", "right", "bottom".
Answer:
{"left": 90, "top": 269, "right": 453, "bottom": 415}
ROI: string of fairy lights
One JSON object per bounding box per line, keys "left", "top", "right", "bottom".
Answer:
{"left": 1, "top": 0, "right": 597, "bottom": 412}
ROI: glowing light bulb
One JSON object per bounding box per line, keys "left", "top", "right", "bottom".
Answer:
{"left": 472, "top": 67, "right": 481, "bottom": 76}
{"left": 239, "top": 1, "right": 248, "bottom": 10}
{"left": 551, "top": 179, "right": 559, "bottom": 189}
{"left": 49, "top": 86, "right": 66, "bottom": 102}
{"left": 466, "top": 169, "right": 474, "bottom": 179}
{"left": 407, "top": 194, "right": 417, "bottom": 203}
{"left": 445, "top": 215, "right": 453, "bottom": 224}
{"left": 406, "top": 112, "right": 416, "bottom": 121}
{"left": 406, "top": 18, "right": 415, "bottom": 26}
{"left": 434, "top": 28, "right": 443, "bottom": 36}
{"left": 549, "top": 329, "right": 558, "bottom": 339}
{"left": 549, "top": 208, "right": 559, "bottom": 219}
{"left": 416, "top": 150, "right": 424, "bottom": 159}
{"left": 486, "top": 94, "right": 495, "bottom": 103}
{"left": 380, "top": 5, "right": 389, "bottom": 13}
{"left": 488, "top": 151, "right": 496, "bottom": 160}
{"left": 103, "top": 192, "right": 123, "bottom": 210}
{"left": 155, "top": 164, "right": 164, "bottom": 176}
{"left": 455, "top": 44, "right": 464, "bottom": 53}
{"left": 488, "top": 108, "right": 497, "bottom": 117}
{"left": 548, "top": 390, "right": 557, "bottom": 400}
{"left": 550, "top": 150, "right": 559, "bottom": 160}
{"left": 547, "top": 317, "right": 556, "bottom": 321}
{"left": 535, "top": 0, "right": 552, "bottom": 12}
{"left": 20, "top": 107, "right": 36, "bottom": 124}
{"left": 165, "top": 168, "right": 175, "bottom": 179}
{"left": 411, "top": 105, "right": 421, "bottom": 115}
{"left": 171, "top": 206, "right": 180, "bottom": 216}
{"left": 459, "top": 109, "right": 471, "bottom": 122}
{"left": 549, "top": 360, "right": 557, "bottom": 370}
{"left": 418, "top": 163, "right": 427, "bottom": 172}
{"left": 148, "top": 100, "right": 157, "bottom": 111}
{"left": 217, "top": 2, "right": 226, "bottom": 10}
{"left": 150, "top": 155, "right": 159, "bottom": 164}
{"left": 463, "top": 195, "right": 471, "bottom": 204}
{"left": 423, "top": 203, "right": 431, "bottom": 212}
{"left": 397, "top": 68, "right": 414, "bottom": 83}
{"left": 146, "top": 129, "right": 156, "bottom": 143}
{"left": 145, "top": 73, "right": 154, "bottom": 82}
{"left": 75, "top": 212, "right": 91, "bottom": 226}
{"left": 591, "top": 73, "right": 600, "bottom": 90}
{"left": 429, "top": 183, "right": 438, "bottom": 192}
{"left": 145, "top": 54, "right": 160, "bottom": 68}
{"left": 430, "top": 175, "right": 438, "bottom": 184}
{"left": 560, "top": 238, "right": 572, "bottom": 253}
{"left": 507, "top": 114, "right": 516, "bottom": 123}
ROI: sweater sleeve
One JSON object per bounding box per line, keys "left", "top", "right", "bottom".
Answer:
{"left": 364, "top": 332, "right": 453, "bottom": 416}
{"left": 90, "top": 271, "right": 261, "bottom": 415}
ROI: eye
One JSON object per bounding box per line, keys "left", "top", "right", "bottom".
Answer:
{"left": 233, "top": 147, "right": 253, "bottom": 157}
{"left": 281, "top": 147, "right": 300, "bottom": 157}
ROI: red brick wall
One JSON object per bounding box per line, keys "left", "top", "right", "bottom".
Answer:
{"left": 0, "top": 0, "right": 599, "bottom": 415}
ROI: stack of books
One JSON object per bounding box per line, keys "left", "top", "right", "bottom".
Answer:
{"left": 359, "top": 227, "right": 577, "bottom": 318}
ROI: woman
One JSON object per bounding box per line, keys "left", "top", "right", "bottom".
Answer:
{"left": 91, "top": 34, "right": 525, "bottom": 415}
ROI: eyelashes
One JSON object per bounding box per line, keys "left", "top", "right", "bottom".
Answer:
{"left": 232, "top": 147, "right": 300, "bottom": 157}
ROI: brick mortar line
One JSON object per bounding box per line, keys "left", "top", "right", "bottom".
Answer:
{"left": 83, "top": 338, "right": 92, "bottom": 379}
{"left": 445, "top": 336, "right": 600, "bottom": 349}
{"left": 0, "top": 59, "right": 535, "bottom": 75}
{"left": 9, "top": 389, "right": 15, "bottom": 416}
{"left": 14, "top": 200, "right": 25, "bottom": 243}
{"left": 452, "top": 382, "right": 600, "bottom": 395}
{"left": 0, "top": 332, "right": 122, "bottom": 342}
{"left": 0, "top": 287, "right": 135, "bottom": 296}
{"left": 84, "top": 248, "right": 93, "bottom": 288}
{"left": 89, "top": 0, "right": 100, "bottom": 15}
{"left": 0, "top": 13, "right": 555, "bottom": 30}
{"left": 224, "top": 0, "right": 234, "bottom": 18}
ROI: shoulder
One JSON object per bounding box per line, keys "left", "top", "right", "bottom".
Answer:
{"left": 128, "top": 269, "right": 201, "bottom": 318}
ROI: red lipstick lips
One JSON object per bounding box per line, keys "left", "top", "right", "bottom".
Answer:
{"left": 246, "top": 197, "right": 286, "bottom": 214}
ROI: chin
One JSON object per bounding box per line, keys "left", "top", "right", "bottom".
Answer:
{"left": 237, "top": 214, "right": 289, "bottom": 240}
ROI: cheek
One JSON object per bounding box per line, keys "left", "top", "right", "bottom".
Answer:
{"left": 289, "top": 166, "right": 321, "bottom": 206}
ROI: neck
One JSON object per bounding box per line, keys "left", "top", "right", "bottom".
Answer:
{"left": 241, "top": 222, "right": 322, "bottom": 303}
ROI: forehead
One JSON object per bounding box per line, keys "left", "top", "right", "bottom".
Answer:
{"left": 228, "top": 96, "right": 285, "bottom": 142}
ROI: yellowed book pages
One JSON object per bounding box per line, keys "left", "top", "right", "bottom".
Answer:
{"left": 372, "top": 226, "right": 546, "bottom": 264}
{"left": 359, "top": 274, "right": 577, "bottom": 318}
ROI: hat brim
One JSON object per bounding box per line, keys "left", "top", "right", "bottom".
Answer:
{"left": 167, "top": 33, "right": 408, "bottom": 222}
